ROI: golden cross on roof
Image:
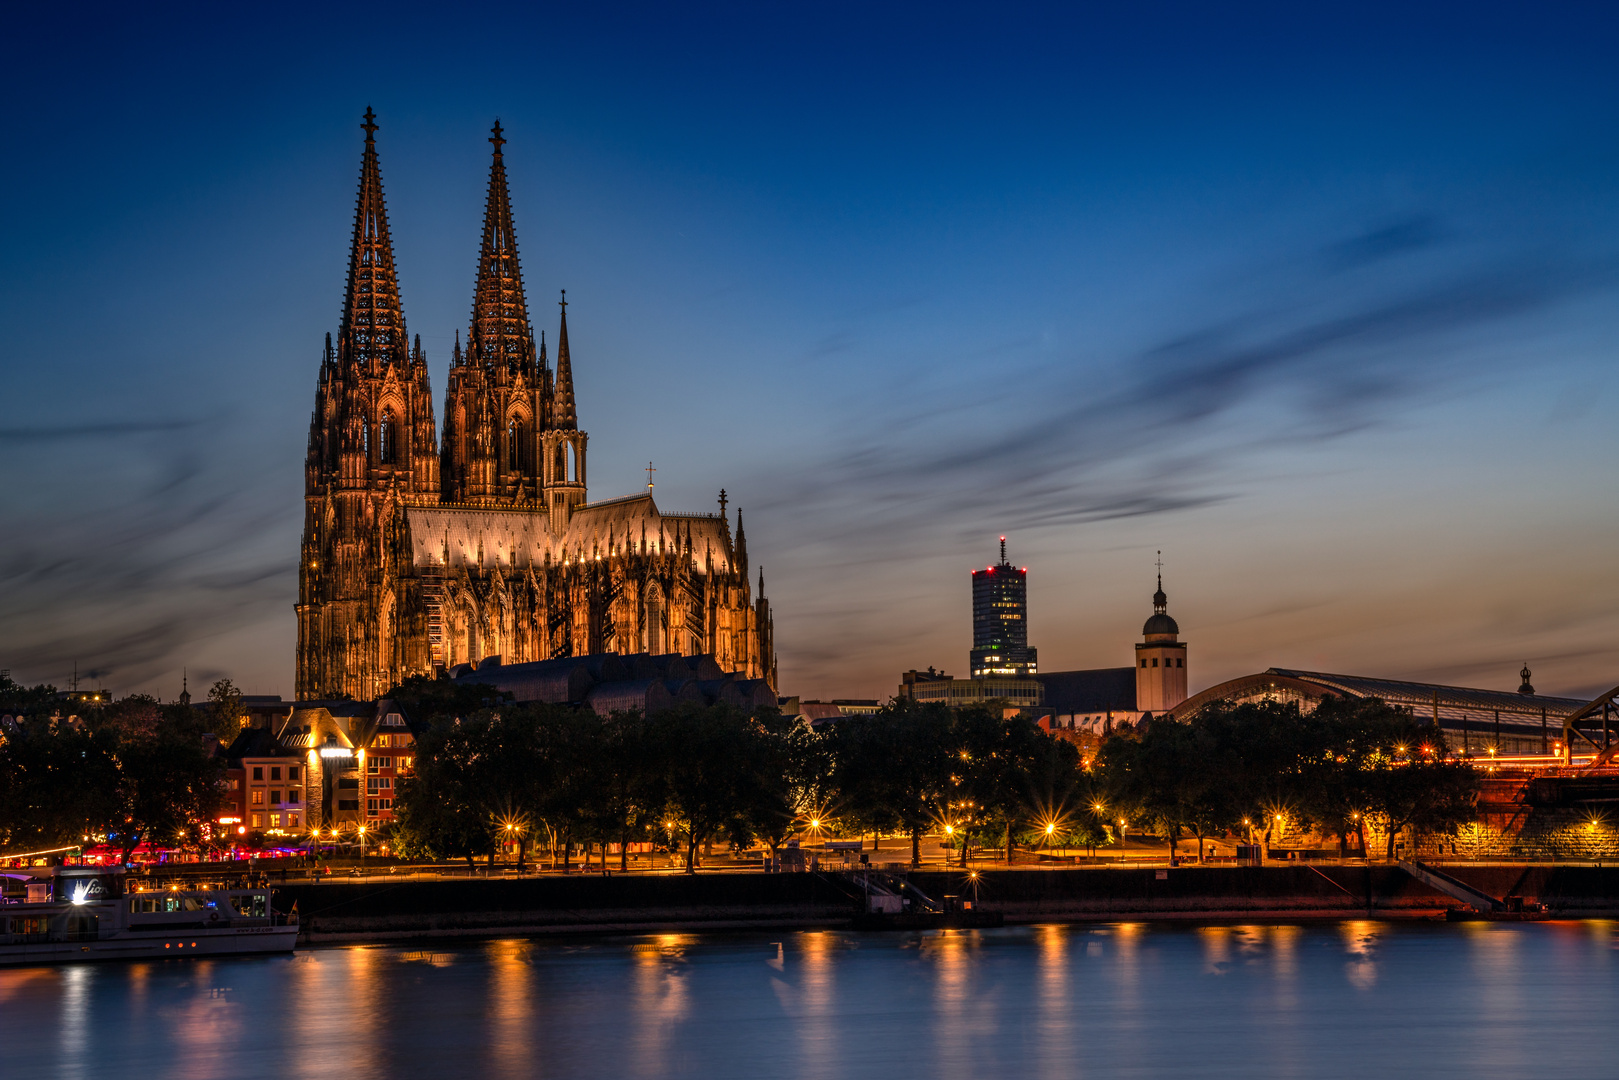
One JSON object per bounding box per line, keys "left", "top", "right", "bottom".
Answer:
{"left": 645, "top": 462, "right": 656, "bottom": 490}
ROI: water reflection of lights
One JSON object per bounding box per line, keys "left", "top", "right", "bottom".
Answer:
{"left": 489, "top": 940, "right": 533, "bottom": 1076}
{"left": 59, "top": 964, "right": 90, "bottom": 1079}
{"left": 929, "top": 931, "right": 980, "bottom": 1080}
{"left": 1035, "top": 925, "right": 1076, "bottom": 1070}
{"left": 1340, "top": 920, "right": 1379, "bottom": 991}
{"left": 1198, "top": 925, "right": 1232, "bottom": 975}
{"left": 630, "top": 930, "right": 691, "bottom": 1075}
{"left": 785, "top": 932, "right": 838, "bottom": 1065}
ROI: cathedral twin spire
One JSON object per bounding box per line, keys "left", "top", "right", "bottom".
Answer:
{"left": 466, "top": 120, "right": 537, "bottom": 376}
{"left": 339, "top": 108, "right": 409, "bottom": 369}
{"left": 330, "top": 110, "right": 584, "bottom": 509}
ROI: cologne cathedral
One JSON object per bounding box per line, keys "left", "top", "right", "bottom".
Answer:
{"left": 296, "top": 111, "right": 775, "bottom": 701}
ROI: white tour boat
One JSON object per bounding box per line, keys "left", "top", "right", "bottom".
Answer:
{"left": 0, "top": 865, "right": 298, "bottom": 965}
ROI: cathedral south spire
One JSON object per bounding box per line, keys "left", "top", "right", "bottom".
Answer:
{"left": 339, "top": 107, "right": 408, "bottom": 370}
{"left": 441, "top": 120, "right": 548, "bottom": 505}
{"left": 467, "top": 119, "right": 535, "bottom": 375}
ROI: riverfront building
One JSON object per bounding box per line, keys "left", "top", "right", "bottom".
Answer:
{"left": 1171, "top": 665, "right": 1588, "bottom": 757}
{"left": 296, "top": 112, "right": 775, "bottom": 702}
{"left": 970, "top": 538, "right": 1037, "bottom": 677}
{"left": 1032, "top": 572, "right": 1192, "bottom": 735}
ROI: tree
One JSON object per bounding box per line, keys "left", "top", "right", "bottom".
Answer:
{"left": 579, "top": 710, "right": 667, "bottom": 871}
{"left": 97, "top": 695, "right": 163, "bottom": 742}
{"left": 0, "top": 719, "right": 121, "bottom": 855}
{"left": 1356, "top": 722, "right": 1477, "bottom": 859}
{"left": 0, "top": 673, "right": 60, "bottom": 717}
{"left": 653, "top": 703, "right": 778, "bottom": 873}
{"left": 107, "top": 719, "right": 226, "bottom": 863}
{"left": 206, "top": 679, "right": 248, "bottom": 742}
{"left": 832, "top": 700, "right": 958, "bottom": 867}
{"left": 392, "top": 709, "right": 504, "bottom": 866}
{"left": 954, "top": 704, "right": 1066, "bottom": 864}
{"left": 1097, "top": 717, "right": 1239, "bottom": 862}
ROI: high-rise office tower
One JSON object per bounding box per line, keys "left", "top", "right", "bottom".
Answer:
{"left": 970, "top": 536, "right": 1037, "bottom": 677}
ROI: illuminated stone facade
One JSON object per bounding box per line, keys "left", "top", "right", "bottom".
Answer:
{"left": 296, "top": 113, "right": 775, "bottom": 701}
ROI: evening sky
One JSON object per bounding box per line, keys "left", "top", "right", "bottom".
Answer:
{"left": 2, "top": 3, "right": 1616, "bottom": 700}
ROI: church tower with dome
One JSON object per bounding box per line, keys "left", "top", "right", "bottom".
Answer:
{"left": 1134, "top": 559, "right": 1187, "bottom": 714}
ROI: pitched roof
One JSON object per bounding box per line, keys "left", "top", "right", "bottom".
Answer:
{"left": 1268, "top": 669, "right": 1586, "bottom": 719}
{"left": 1035, "top": 668, "right": 1137, "bottom": 714}
{"left": 404, "top": 492, "right": 737, "bottom": 574}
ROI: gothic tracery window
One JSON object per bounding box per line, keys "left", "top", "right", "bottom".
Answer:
{"left": 380, "top": 409, "right": 397, "bottom": 464}
{"left": 508, "top": 419, "right": 527, "bottom": 473}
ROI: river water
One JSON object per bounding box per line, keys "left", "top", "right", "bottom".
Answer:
{"left": 4, "top": 922, "right": 1618, "bottom": 1079}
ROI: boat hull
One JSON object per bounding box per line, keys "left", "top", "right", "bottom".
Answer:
{"left": 0, "top": 923, "right": 299, "bottom": 966}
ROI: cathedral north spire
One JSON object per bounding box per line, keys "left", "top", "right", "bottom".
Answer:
{"left": 339, "top": 107, "right": 408, "bottom": 369}
{"left": 468, "top": 119, "right": 534, "bottom": 374}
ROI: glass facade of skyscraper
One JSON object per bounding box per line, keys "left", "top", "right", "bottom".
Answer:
{"left": 970, "top": 538, "right": 1037, "bottom": 677}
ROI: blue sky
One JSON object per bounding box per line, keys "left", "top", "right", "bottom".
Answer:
{"left": 2, "top": 3, "right": 1617, "bottom": 700}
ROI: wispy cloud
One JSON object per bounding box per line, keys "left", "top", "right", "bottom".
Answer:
{"left": 0, "top": 418, "right": 294, "bottom": 690}
{"left": 756, "top": 219, "right": 1616, "bottom": 554}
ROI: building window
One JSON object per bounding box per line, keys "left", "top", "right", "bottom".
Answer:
{"left": 250, "top": 814, "right": 262, "bottom": 829}
{"left": 288, "top": 766, "right": 299, "bottom": 781}
{"left": 1140, "top": 660, "right": 1147, "bottom": 668}
{"left": 270, "top": 790, "right": 282, "bottom": 805}
{"left": 270, "top": 813, "right": 281, "bottom": 829}
{"left": 250, "top": 790, "right": 264, "bottom": 806}
{"left": 229, "top": 778, "right": 240, "bottom": 791}
{"left": 1177, "top": 659, "right": 1183, "bottom": 668}
{"left": 270, "top": 767, "right": 281, "bottom": 781}
{"left": 252, "top": 766, "right": 263, "bottom": 780}
{"left": 1152, "top": 659, "right": 1158, "bottom": 668}
{"left": 380, "top": 409, "right": 397, "bottom": 464}
{"left": 287, "top": 788, "right": 300, "bottom": 804}
{"left": 507, "top": 419, "right": 526, "bottom": 471}
{"left": 288, "top": 814, "right": 299, "bottom": 829}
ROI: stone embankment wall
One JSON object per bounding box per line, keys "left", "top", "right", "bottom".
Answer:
{"left": 1413, "top": 807, "right": 1619, "bottom": 861}
{"left": 275, "top": 865, "right": 1619, "bottom": 944}
{"left": 912, "top": 865, "right": 1619, "bottom": 921}
{"left": 279, "top": 873, "right": 857, "bottom": 942}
